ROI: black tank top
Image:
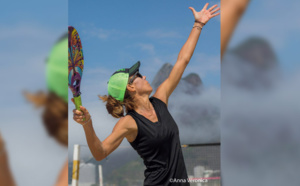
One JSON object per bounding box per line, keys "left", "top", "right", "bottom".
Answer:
{"left": 127, "top": 97, "right": 189, "bottom": 186}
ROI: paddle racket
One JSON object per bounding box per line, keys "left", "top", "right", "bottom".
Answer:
{"left": 68, "top": 26, "right": 84, "bottom": 112}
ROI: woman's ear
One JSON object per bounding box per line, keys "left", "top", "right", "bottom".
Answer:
{"left": 126, "top": 84, "right": 135, "bottom": 92}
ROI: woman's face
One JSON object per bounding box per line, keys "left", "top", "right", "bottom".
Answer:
{"left": 130, "top": 73, "right": 153, "bottom": 95}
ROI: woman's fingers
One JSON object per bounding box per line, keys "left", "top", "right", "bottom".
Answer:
{"left": 73, "top": 113, "right": 86, "bottom": 125}
{"left": 74, "top": 114, "right": 84, "bottom": 119}
{"left": 76, "top": 118, "right": 82, "bottom": 123}
{"left": 203, "top": 3, "right": 209, "bottom": 10}
{"left": 210, "top": 7, "right": 220, "bottom": 14}
{"left": 73, "top": 109, "right": 83, "bottom": 115}
{"left": 72, "top": 105, "right": 90, "bottom": 125}
{"left": 188, "top": 7, "right": 196, "bottom": 15}
{"left": 74, "top": 106, "right": 90, "bottom": 119}
{"left": 211, "top": 12, "right": 220, "bottom": 18}
{"left": 208, "top": 4, "right": 218, "bottom": 12}
{"left": 80, "top": 106, "right": 88, "bottom": 115}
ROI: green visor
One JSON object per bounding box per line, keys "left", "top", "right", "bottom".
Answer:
{"left": 107, "top": 61, "right": 140, "bottom": 101}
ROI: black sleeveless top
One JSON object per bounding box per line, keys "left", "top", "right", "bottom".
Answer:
{"left": 127, "top": 97, "right": 189, "bottom": 186}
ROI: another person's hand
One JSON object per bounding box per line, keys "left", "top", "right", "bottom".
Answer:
{"left": 189, "top": 3, "right": 220, "bottom": 25}
{"left": 71, "top": 98, "right": 91, "bottom": 126}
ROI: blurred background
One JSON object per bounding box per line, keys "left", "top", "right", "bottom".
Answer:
{"left": 68, "top": 0, "right": 220, "bottom": 185}
{"left": 0, "top": 0, "right": 67, "bottom": 185}
{"left": 2, "top": 0, "right": 299, "bottom": 186}
{"left": 221, "top": 0, "right": 300, "bottom": 186}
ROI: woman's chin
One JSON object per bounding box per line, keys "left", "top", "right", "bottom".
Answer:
{"left": 146, "top": 88, "right": 153, "bottom": 96}
{"left": 148, "top": 86, "right": 153, "bottom": 94}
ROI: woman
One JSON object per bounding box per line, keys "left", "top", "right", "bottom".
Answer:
{"left": 73, "top": 3, "right": 219, "bottom": 185}
{"left": 24, "top": 33, "right": 68, "bottom": 186}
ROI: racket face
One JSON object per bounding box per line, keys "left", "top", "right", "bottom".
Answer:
{"left": 68, "top": 26, "right": 84, "bottom": 97}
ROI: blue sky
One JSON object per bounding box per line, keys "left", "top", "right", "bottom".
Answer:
{"left": 69, "top": 0, "right": 221, "bottom": 92}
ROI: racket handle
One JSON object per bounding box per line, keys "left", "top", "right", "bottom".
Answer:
{"left": 74, "top": 95, "right": 82, "bottom": 111}
{"left": 74, "top": 95, "right": 85, "bottom": 121}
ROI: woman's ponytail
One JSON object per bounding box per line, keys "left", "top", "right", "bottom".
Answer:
{"left": 99, "top": 90, "right": 135, "bottom": 118}
{"left": 99, "top": 95, "right": 124, "bottom": 118}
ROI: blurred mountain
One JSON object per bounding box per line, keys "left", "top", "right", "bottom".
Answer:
{"left": 230, "top": 37, "right": 278, "bottom": 69}
{"left": 152, "top": 63, "right": 173, "bottom": 89}
{"left": 151, "top": 63, "right": 220, "bottom": 144}
{"left": 223, "top": 37, "right": 280, "bottom": 90}
{"left": 151, "top": 63, "right": 203, "bottom": 95}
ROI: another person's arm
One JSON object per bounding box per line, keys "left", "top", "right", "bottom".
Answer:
{"left": 54, "top": 160, "right": 68, "bottom": 186}
{"left": 154, "top": 3, "right": 220, "bottom": 104}
{"left": 221, "top": 0, "right": 250, "bottom": 58}
{"left": 0, "top": 132, "right": 16, "bottom": 186}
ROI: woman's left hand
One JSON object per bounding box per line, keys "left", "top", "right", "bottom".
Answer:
{"left": 189, "top": 3, "right": 220, "bottom": 25}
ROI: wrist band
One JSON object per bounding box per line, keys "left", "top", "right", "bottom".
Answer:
{"left": 195, "top": 20, "right": 205, "bottom": 25}
{"left": 82, "top": 116, "right": 92, "bottom": 126}
{"left": 193, "top": 25, "right": 202, "bottom": 30}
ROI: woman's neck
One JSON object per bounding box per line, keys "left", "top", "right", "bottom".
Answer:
{"left": 133, "top": 95, "right": 153, "bottom": 112}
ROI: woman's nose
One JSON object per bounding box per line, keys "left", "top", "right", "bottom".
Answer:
{"left": 143, "top": 76, "right": 146, "bottom": 80}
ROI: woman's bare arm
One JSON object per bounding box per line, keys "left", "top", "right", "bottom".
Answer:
{"left": 154, "top": 3, "right": 220, "bottom": 104}
{"left": 72, "top": 103, "right": 136, "bottom": 161}
{"left": 221, "top": 0, "right": 250, "bottom": 58}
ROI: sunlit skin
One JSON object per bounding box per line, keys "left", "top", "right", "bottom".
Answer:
{"left": 128, "top": 75, "right": 153, "bottom": 98}
{"left": 55, "top": 161, "right": 68, "bottom": 186}
{"left": 72, "top": 2, "right": 220, "bottom": 161}
{"left": 221, "top": 0, "right": 250, "bottom": 58}
{"left": 0, "top": 132, "right": 16, "bottom": 186}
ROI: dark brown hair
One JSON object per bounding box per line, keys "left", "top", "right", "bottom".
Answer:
{"left": 99, "top": 90, "right": 135, "bottom": 118}
{"left": 24, "top": 91, "right": 68, "bottom": 146}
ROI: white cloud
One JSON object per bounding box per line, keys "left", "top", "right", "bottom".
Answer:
{"left": 222, "top": 56, "right": 300, "bottom": 186}
{"left": 135, "top": 43, "right": 155, "bottom": 54}
{"left": 81, "top": 24, "right": 125, "bottom": 40}
{"left": 0, "top": 23, "right": 62, "bottom": 41}
{"left": 88, "top": 28, "right": 111, "bottom": 40}
{"left": 185, "top": 53, "right": 220, "bottom": 78}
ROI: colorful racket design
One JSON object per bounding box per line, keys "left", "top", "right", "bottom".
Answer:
{"left": 68, "top": 26, "right": 84, "bottom": 111}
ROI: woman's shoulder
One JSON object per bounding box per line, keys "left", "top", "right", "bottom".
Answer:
{"left": 121, "top": 114, "right": 135, "bottom": 122}
{"left": 115, "top": 115, "right": 137, "bottom": 130}
{"left": 150, "top": 96, "right": 168, "bottom": 107}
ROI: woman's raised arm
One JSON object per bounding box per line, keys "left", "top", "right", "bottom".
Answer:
{"left": 154, "top": 3, "right": 220, "bottom": 104}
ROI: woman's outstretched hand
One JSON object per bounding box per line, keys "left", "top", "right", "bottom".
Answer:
{"left": 71, "top": 98, "right": 91, "bottom": 126}
{"left": 189, "top": 3, "right": 220, "bottom": 25}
